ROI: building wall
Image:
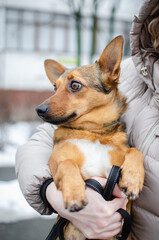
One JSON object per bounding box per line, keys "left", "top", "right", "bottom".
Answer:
{"left": 0, "top": 89, "right": 53, "bottom": 122}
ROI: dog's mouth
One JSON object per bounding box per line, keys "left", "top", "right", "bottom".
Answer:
{"left": 48, "top": 112, "right": 77, "bottom": 125}
{"left": 40, "top": 112, "right": 77, "bottom": 125}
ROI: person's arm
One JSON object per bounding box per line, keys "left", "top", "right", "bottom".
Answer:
{"left": 46, "top": 178, "right": 127, "bottom": 239}
{"left": 15, "top": 122, "right": 55, "bottom": 215}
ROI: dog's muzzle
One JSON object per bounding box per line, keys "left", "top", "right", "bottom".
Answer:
{"left": 36, "top": 104, "right": 77, "bottom": 124}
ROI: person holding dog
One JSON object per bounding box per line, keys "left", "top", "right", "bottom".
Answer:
{"left": 16, "top": 0, "right": 159, "bottom": 239}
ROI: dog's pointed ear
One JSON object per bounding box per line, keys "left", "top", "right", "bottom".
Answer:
{"left": 44, "top": 59, "right": 67, "bottom": 84}
{"left": 98, "top": 36, "right": 123, "bottom": 85}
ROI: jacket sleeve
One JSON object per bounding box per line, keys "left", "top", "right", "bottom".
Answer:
{"left": 15, "top": 122, "right": 56, "bottom": 215}
{"left": 119, "top": 57, "right": 146, "bottom": 144}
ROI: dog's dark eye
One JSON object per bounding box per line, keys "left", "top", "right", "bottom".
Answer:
{"left": 70, "top": 81, "right": 82, "bottom": 92}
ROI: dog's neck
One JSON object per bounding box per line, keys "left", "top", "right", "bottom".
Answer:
{"left": 57, "top": 120, "right": 126, "bottom": 141}
{"left": 63, "top": 119, "right": 119, "bottom": 130}
{"left": 61, "top": 116, "right": 124, "bottom": 135}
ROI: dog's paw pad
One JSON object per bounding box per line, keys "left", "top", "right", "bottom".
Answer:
{"left": 126, "top": 192, "right": 138, "bottom": 200}
{"left": 65, "top": 199, "right": 88, "bottom": 212}
{"left": 120, "top": 183, "right": 140, "bottom": 200}
{"left": 69, "top": 203, "right": 83, "bottom": 212}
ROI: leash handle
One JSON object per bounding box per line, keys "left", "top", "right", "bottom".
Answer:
{"left": 117, "top": 208, "right": 131, "bottom": 240}
{"left": 85, "top": 179, "right": 103, "bottom": 195}
{"left": 103, "top": 166, "right": 131, "bottom": 240}
{"left": 103, "top": 165, "right": 121, "bottom": 201}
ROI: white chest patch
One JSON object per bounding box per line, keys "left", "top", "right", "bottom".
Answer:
{"left": 67, "top": 139, "right": 114, "bottom": 178}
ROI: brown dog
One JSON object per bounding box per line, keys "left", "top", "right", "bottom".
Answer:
{"left": 36, "top": 36, "right": 145, "bottom": 240}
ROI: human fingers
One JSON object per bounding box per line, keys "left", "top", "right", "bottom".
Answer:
{"left": 105, "top": 210, "right": 122, "bottom": 226}
{"left": 71, "top": 209, "right": 122, "bottom": 239}
{"left": 101, "top": 221, "right": 122, "bottom": 232}
{"left": 73, "top": 219, "right": 122, "bottom": 240}
{"left": 83, "top": 224, "right": 122, "bottom": 240}
{"left": 96, "top": 227, "right": 122, "bottom": 239}
{"left": 93, "top": 212, "right": 122, "bottom": 233}
{"left": 107, "top": 197, "right": 128, "bottom": 214}
{"left": 112, "top": 184, "right": 127, "bottom": 198}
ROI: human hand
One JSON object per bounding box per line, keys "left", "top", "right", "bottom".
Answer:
{"left": 46, "top": 177, "right": 128, "bottom": 239}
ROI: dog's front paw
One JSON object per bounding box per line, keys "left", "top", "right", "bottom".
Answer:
{"left": 63, "top": 187, "right": 88, "bottom": 212}
{"left": 119, "top": 148, "right": 145, "bottom": 200}
{"left": 119, "top": 168, "right": 144, "bottom": 200}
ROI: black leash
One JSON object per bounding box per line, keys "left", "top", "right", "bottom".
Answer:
{"left": 45, "top": 166, "right": 131, "bottom": 240}
{"left": 103, "top": 166, "right": 131, "bottom": 240}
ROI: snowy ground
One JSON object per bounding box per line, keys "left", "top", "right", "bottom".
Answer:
{"left": 0, "top": 121, "right": 56, "bottom": 223}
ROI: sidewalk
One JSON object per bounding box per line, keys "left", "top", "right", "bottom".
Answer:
{"left": 0, "top": 218, "right": 56, "bottom": 240}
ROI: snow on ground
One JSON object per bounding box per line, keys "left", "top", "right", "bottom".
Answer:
{"left": 0, "top": 179, "right": 55, "bottom": 223}
{"left": 0, "top": 121, "right": 56, "bottom": 223}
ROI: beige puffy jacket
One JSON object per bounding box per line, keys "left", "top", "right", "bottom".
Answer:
{"left": 16, "top": 0, "right": 159, "bottom": 239}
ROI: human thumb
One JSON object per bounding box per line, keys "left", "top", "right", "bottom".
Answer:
{"left": 110, "top": 197, "right": 128, "bottom": 212}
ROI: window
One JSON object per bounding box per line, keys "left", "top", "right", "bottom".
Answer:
{"left": 4, "top": 7, "right": 131, "bottom": 56}
{"left": 5, "top": 8, "right": 72, "bottom": 53}
{"left": 6, "top": 9, "right": 19, "bottom": 49}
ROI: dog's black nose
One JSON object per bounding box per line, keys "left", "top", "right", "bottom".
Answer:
{"left": 36, "top": 104, "right": 49, "bottom": 117}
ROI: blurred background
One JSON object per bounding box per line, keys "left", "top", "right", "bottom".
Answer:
{"left": 0, "top": 0, "right": 143, "bottom": 239}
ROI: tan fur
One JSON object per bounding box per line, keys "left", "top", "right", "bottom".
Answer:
{"left": 36, "top": 36, "right": 145, "bottom": 240}
{"left": 119, "top": 148, "right": 145, "bottom": 197}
